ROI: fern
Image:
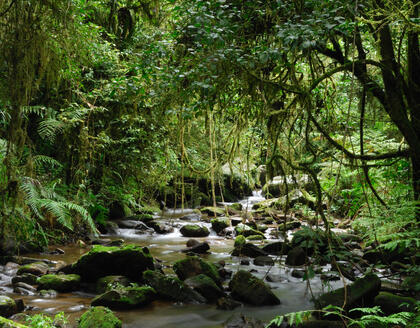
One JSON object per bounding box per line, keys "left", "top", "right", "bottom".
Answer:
{"left": 38, "top": 118, "right": 66, "bottom": 142}
{"left": 33, "top": 155, "right": 62, "bottom": 169}
{"left": 20, "top": 177, "right": 98, "bottom": 234}
{"left": 266, "top": 310, "right": 313, "bottom": 327}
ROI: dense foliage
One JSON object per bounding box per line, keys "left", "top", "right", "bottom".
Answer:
{"left": 0, "top": 0, "right": 418, "bottom": 264}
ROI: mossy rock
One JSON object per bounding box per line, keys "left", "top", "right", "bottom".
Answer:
{"left": 142, "top": 270, "right": 205, "bottom": 303}
{"left": 278, "top": 220, "right": 302, "bottom": 231}
{"left": 285, "top": 246, "right": 307, "bottom": 266}
{"left": 200, "top": 207, "right": 225, "bottom": 217}
{"left": 231, "top": 243, "right": 268, "bottom": 258}
{"left": 0, "top": 316, "right": 28, "bottom": 328}
{"left": 234, "top": 223, "right": 264, "bottom": 238}
{"left": 184, "top": 274, "right": 224, "bottom": 302}
{"left": 17, "top": 262, "right": 49, "bottom": 276}
{"left": 246, "top": 235, "right": 265, "bottom": 241}
{"left": 173, "top": 256, "right": 221, "bottom": 286}
{"left": 229, "top": 270, "right": 280, "bottom": 306}
{"left": 315, "top": 273, "right": 381, "bottom": 313}
{"left": 401, "top": 274, "right": 420, "bottom": 293}
{"left": 72, "top": 244, "right": 154, "bottom": 282}
{"left": 0, "top": 296, "right": 18, "bottom": 318}
{"left": 91, "top": 286, "right": 156, "bottom": 310}
{"left": 262, "top": 242, "right": 291, "bottom": 255}
{"left": 96, "top": 276, "right": 131, "bottom": 294}
{"left": 78, "top": 306, "right": 121, "bottom": 328}
{"left": 180, "top": 224, "right": 210, "bottom": 238}
{"left": 234, "top": 235, "right": 246, "bottom": 248}
{"left": 136, "top": 213, "right": 154, "bottom": 223}
{"left": 228, "top": 203, "right": 243, "bottom": 212}
{"left": 211, "top": 218, "right": 230, "bottom": 234}
{"left": 374, "top": 291, "right": 416, "bottom": 315}
{"left": 36, "top": 274, "right": 80, "bottom": 292}
{"left": 12, "top": 273, "right": 38, "bottom": 286}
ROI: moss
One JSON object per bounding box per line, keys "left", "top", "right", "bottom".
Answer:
{"left": 200, "top": 207, "right": 225, "bottom": 217}
{"left": 96, "top": 276, "right": 131, "bottom": 294}
{"left": 78, "top": 306, "right": 121, "bottom": 328}
{"left": 234, "top": 223, "right": 264, "bottom": 237}
{"left": 37, "top": 274, "right": 81, "bottom": 292}
{"left": 91, "top": 286, "right": 156, "bottom": 309}
{"left": 246, "top": 235, "right": 265, "bottom": 241}
{"left": 0, "top": 316, "right": 28, "bottom": 328}
{"left": 180, "top": 224, "right": 210, "bottom": 237}
{"left": 229, "top": 203, "right": 242, "bottom": 211}
{"left": 374, "top": 292, "right": 416, "bottom": 315}
{"left": 234, "top": 235, "right": 246, "bottom": 247}
{"left": 0, "top": 296, "right": 17, "bottom": 318}
{"left": 16, "top": 262, "right": 49, "bottom": 276}
{"left": 173, "top": 256, "right": 221, "bottom": 286}
{"left": 72, "top": 244, "right": 154, "bottom": 282}
{"left": 210, "top": 218, "right": 230, "bottom": 233}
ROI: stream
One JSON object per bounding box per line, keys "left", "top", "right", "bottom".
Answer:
{"left": 1, "top": 191, "right": 348, "bottom": 327}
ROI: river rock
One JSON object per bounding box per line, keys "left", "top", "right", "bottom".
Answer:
{"left": 0, "top": 295, "right": 18, "bottom": 318}
{"left": 229, "top": 270, "right": 280, "bottom": 306}
{"left": 181, "top": 242, "right": 210, "bottom": 254}
{"left": 78, "top": 306, "right": 122, "bottom": 328}
{"left": 234, "top": 223, "right": 264, "bottom": 238}
{"left": 262, "top": 242, "right": 291, "bottom": 255}
{"left": 72, "top": 244, "right": 154, "bottom": 282}
{"left": 13, "top": 282, "right": 36, "bottom": 295}
{"left": 142, "top": 270, "right": 205, "bottom": 303}
{"left": 12, "top": 273, "right": 38, "bottom": 286}
{"left": 16, "top": 262, "right": 49, "bottom": 276}
{"left": 374, "top": 291, "right": 416, "bottom": 315}
{"left": 285, "top": 246, "right": 306, "bottom": 266}
{"left": 96, "top": 276, "right": 131, "bottom": 294}
{"left": 278, "top": 220, "right": 301, "bottom": 231}
{"left": 211, "top": 218, "right": 230, "bottom": 234}
{"left": 39, "top": 289, "right": 58, "bottom": 298}
{"left": 173, "top": 256, "right": 221, "bottom": 286}
{"left": 253, "top": 256, "right": 274, "bottom": 267}
{"left": 232, "top": 243, "right": 268, "bottom": 258}
{"left": 147, "top": 221, "right": 174, "bottom": 234}
{"left": 234, "top": 235, "right": 246, "bottom": 247}
{"left": 180, "top": 213, "right": 201, "bottom": 221}
{"left": 291, "top": 269, "right": 305, "bottom": 279}
{"left": 91, "top": 286, "right": 156, "bottom": 309}
{"left": 224, "top": 313, "right": 264, "bottom": 328}
{"left": 315, "top": 273, "right": 381, "bottom": 313}
{"left": 216, "top": 297, "right": 241, "bottom": 310}
{"left": 37, "top": 274, "right": 81, "bottom": 292}
{"left": 0, "top": 316, "right": 28, "bottom": 327}
{"left": 115, "top": 220, "right": 150, "bottom": 230}
{"left": 180, "top": 224, "right": 210, "bottom": 237}
{"left": 184, "top": 274, "right": 224, "bottom": 302}
{"left": 200, "top": 207, "right": 225, "bottom": 217}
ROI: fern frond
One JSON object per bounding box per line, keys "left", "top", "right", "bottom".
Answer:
{"left": 37, "top": 199, "right": 73, "bottom": 230}
{"left": 33, "top": 155, "right": 62, "bottom": 170}
{"left": 62, "top": 201, "right": 97, "bottom": 233}
{"left": 38, "top": 118, "right": 65, "bottom": 142}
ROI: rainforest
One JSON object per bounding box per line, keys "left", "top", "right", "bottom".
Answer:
{"left": 0, "top": 0, "right": 419, "bottom": 327}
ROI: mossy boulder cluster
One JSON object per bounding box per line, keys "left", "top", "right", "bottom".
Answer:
{"left": 173, "top": 256, "right": 221, "bottom": 286}
{"left": 71, "top": 244, "right": 154, "bottom": 281}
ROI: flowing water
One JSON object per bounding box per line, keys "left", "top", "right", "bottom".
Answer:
{"left": 2, "top": 192, "right": 348, "bottom": 327}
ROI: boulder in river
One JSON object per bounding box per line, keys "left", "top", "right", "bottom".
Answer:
{"left": 229, "top": 270, "right": 280, "bottom": 306}
{"left": 147, "top": 221, "right": 174, "bottom": 234}
{"left": 285, "top": 246, "right": 307, "bottom": 266}
{"left": 181, "top": 242, "right": 210, "bottom": 254}
{"left": 96, "top": 276, "right": 131, "bottom": 294}
{"left": 78, "top": 306, "right": 122, "bottom": 328}
{"left": 234, "top": 223, "right": 264, "bottom": 238}
{"left": 16, "top": 262, "right": 49, "bottom": 276}
{"left": 262, "top": 242, "right": 291, "bottom": 255}
{"left": 374, "top": 291, "right": 416, "bottom": 315}
{"left": 253, "top": 256, "right": 274, "bottom": 267}
{"left": 173, "top": 256, "right": 221, "bottom": 286}
{"left": 37, "top": 274, "right": 81, "bottom": 292}
{"left": 184, "top": 274, "right": 225, "bottom": 302}
{"left": 232, "top": 243, "right": 268, "bottom": 258}
{"left": 216, "top": 297, "right": 241, "bottom": 310}
{"left": 72, "top": 244, "right": 154, "bottom": 282}
{"left": 315, "top": 273, "right": 381, "bottom": 313}
{"left": 180, "top": 224, "right": 210, "bottom": 237}
{"left": 91, "top": 286, "right": 156, "bottom": 310}
{"left": 142, "top": 270, "right": 206, "bottom": 303}
{"left": 200, "top": 207, "right": 225, "bottom": 217}
{"left": 224, "top": 313, "right": 264, "bottom": 328}
{"left": 0, "top": 295, "right": 18, "bottom": 318}
{"left": 211, "top": 218, "right": 230, "bottom": 234}
{"left": 12, "top": 273, "right": 38, "bottom": 286}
